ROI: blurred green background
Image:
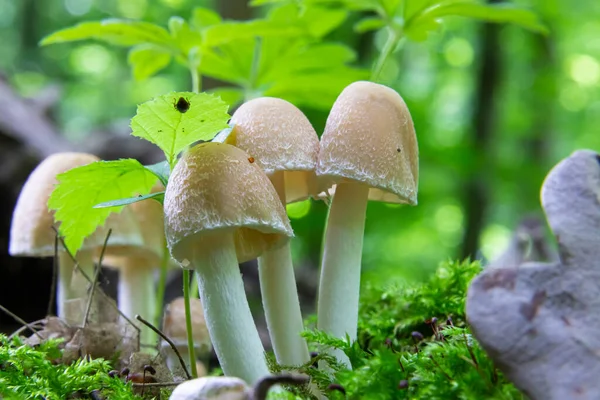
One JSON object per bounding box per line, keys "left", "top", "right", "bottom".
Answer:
{"left": 0, "top": 0, "right": 599, "bottom": 309}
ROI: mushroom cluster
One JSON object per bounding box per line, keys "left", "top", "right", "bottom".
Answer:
{"left": 8, "top": 80, "right": 419, "bottom": 397}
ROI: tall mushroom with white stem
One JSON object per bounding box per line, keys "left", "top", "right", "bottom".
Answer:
{"left": 101, "top": 182, "right": 165, "bottom": 345}
{"left": 215, "top": 97, "right": 319, "bottom": 367}
{"left": 9, "top": 152, "right": 142, "bottom": 320}
{"left": 164, "top": 142, "right": 293, "bottom": 385}
{"left": 316, "top": 81, "right": 419, "bottom": 367}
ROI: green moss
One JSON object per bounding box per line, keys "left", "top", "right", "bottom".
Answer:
{"left": 0, "top": 336, "right": 141, "bottom": 400}
{"left": 295, "top": 260, "right": 523, "bottom": 399}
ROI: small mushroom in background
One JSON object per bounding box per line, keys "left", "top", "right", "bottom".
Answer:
{"left": 100, "top": 182, "right": 165, "bottom": 345}
{"left": 163, "top": 142, "right": 293, "bottom": 384}
{"left": 161, "top": 297, "right": 211, "bottom": 375}
{"left": 215, "top": 97, "right": 319, "bottom": 368}
{"left": 466, "top": 150, "right": 600, "bottom": 400}
{"left": 315, "top": 81, "right": 419, "bottom": 367}
{"left": 8, "top": 152, "right": 142, "bottom": 320}
{"left": 169, "top": 374, "right": 309, "bottom": 400}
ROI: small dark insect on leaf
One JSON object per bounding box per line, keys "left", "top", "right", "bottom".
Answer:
{"left": 248, "top": 157, "right": 255, "bottom": 163}
{"left": 175, "top": 97, "right": 190, "bottom": 113}
{"left": 397, "top": 148, "right": 401, "bottom": 153}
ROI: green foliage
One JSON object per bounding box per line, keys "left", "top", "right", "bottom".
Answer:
{"left": 129, "top": 92, "right": 230, "bottom": 168}
{"left": 299, "top": 260, "right": 523, "bottom": 399}
{"left": 0, "top": 335, "right": 140, "bottom": 400}
{"left": 48, "top": 159, "right": 158, "bottom": 254}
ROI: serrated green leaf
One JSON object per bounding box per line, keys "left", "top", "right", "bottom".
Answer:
{"left": 127, "top": 45, "right": 172, "bottom": 81}
{"left": 206, "top": 87, "right": 245, "bottom": 108}
{"left": 144, "top": 160, "right": 171, "bottom": 186}
{"left": 94, "top": 191, "right": 165, "bottom": 208}
{"left": 190, "top": 7, "right": 222, "bottom": 31}
{"left": 48, "top": 159, "right": 157, "bottom": 254}
{"left": 40, "top": 19, "right": 174, "bottom": 48}
{"left": 354, "top": 16, "right": 386, "bottom": 33}
{"left": 130, "top": 92, "right": 230, "bottom": 168}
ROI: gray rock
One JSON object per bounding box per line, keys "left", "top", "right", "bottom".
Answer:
{"left": 467, "top": 149, "right": 600, "bottom": 400}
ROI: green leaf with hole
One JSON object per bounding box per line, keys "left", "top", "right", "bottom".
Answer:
{"left": 40, "top": 19, "right": 174, "bottom": 48}
{"left": 127, "top": 45, "right": 172, "bottom": 80}
{"left": 48, "top": 159, "right": 158, "bottom": 254}
{"left": 130, "top": 92, "right": 230, "bottom": 168}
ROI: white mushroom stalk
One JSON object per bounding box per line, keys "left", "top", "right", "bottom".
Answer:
{"left": 164, "top": 142, "right": 294, "bottom": 385}
{"left": 221, "top": 97, "right": 319, "bottom": 368}
{"left": 316, "top": 81, "right": 419, "bottom": 367}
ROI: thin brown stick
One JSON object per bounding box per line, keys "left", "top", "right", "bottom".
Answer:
{"left": 83, "top": 230, "right": 111, "bottom": 326}
{"left": 0, "top": 304, "right": 43, "bottom": 340}
{"left": 131, "top": 382, "right": 181, "bottom": 388}
{"left": 135, "top": 314, "right": 192, "bottom": 380}
{"left": 52, "top": 228, "right": 141, "bottom": 337}
{"left": 9, "top": 319, "right": 47, "bottom": 340}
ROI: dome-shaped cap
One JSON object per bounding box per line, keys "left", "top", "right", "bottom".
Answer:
{"left": 169, "top": 376, "right": 250, "bottom": 400}
{"left": 10, "top": 152, "right": 143, "bottom": 258}
{"left": 164, "top": 142, "right": 293, "bottom": 264}
{"left": 101, "top": 182, "right": 165, "bottom": 268}
{"left": 216, "top": 97, "right": 320, "bottom": 203}
{"left": 317, "top": 81, "right": 419, "bottom": 205}
{"left": 162, "top": 297, "right": 211, "bottom": 353}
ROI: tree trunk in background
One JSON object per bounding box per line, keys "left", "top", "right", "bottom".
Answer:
{"left": 460, "top": 0, "right": 501, "bottom": 260}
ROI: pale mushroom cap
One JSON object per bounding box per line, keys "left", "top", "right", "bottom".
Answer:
{"left": 162, "top": 297, "right": 211, "bottom": 353}
{"left": 164, "top": 142, "right": 293, "bottom": 264}
{"left": 317, "top": 81, "right": 419, "bottom": 205}
{"left": 217, "top": 97, "right": 320, "bottom": 203}
{"left": 169, "top": 376, "right": 250, "bottom": 400}
{"left": 10, "top": 153, "right": 101, "bottom": 257}
{"left": 102, "top": 182, "right": 165, "bottom": 268}
{"left": 10, "top": 152, "right": 144, "bottom": 258}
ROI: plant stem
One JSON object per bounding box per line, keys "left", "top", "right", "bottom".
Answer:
{"left": 192, "top": 233, "right": 270, "bottom": 384}
{"left": 119, "top": 259, "right": 156, "bottom": 347}
{"left": 154, "top": 244, "right": 170, "bottom": 328}
{"left": 258, "top": 172, "right": 310, "bottom": 367}
{"left": 317, "top": 182, "right": 369, "bottom": 368}
{"left": 191, "top": 67, "right": 201, "bottom": 93}
{"left": 371, "top": 26, "right": 401, "bottom": 82}
{"left": 182, "top": 269, "right": 199, "bottom": 378}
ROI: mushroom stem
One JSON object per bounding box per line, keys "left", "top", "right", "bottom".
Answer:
{"left": 118, "top": 259, "right": 156, "bottom": 346}
{"left": 192, "top": 233, "right": 270, "bottom": 384}
{"left": 57, "top": 250, "right": 94, "bottom": 318}
{"left": 317, "top": 182, "right": 369, "bottom": 368}
{"left": 258, "top": 171, "right": 310, "bottom": 367}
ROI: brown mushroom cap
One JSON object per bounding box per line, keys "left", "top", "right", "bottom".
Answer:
{"left": 218, "top": 97, "right": 320, "bottom": 203}
{"left": 162, "top": 297, "right": 211, "bottom": 353}
{"left": 164, "top": 142, "right": 293, "bottom": 264}
{"left": 317, "top": 81, "right": 419, "bottom": 205}
{"left": 9, "top": 153, "right": 141, "bottom": 257}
